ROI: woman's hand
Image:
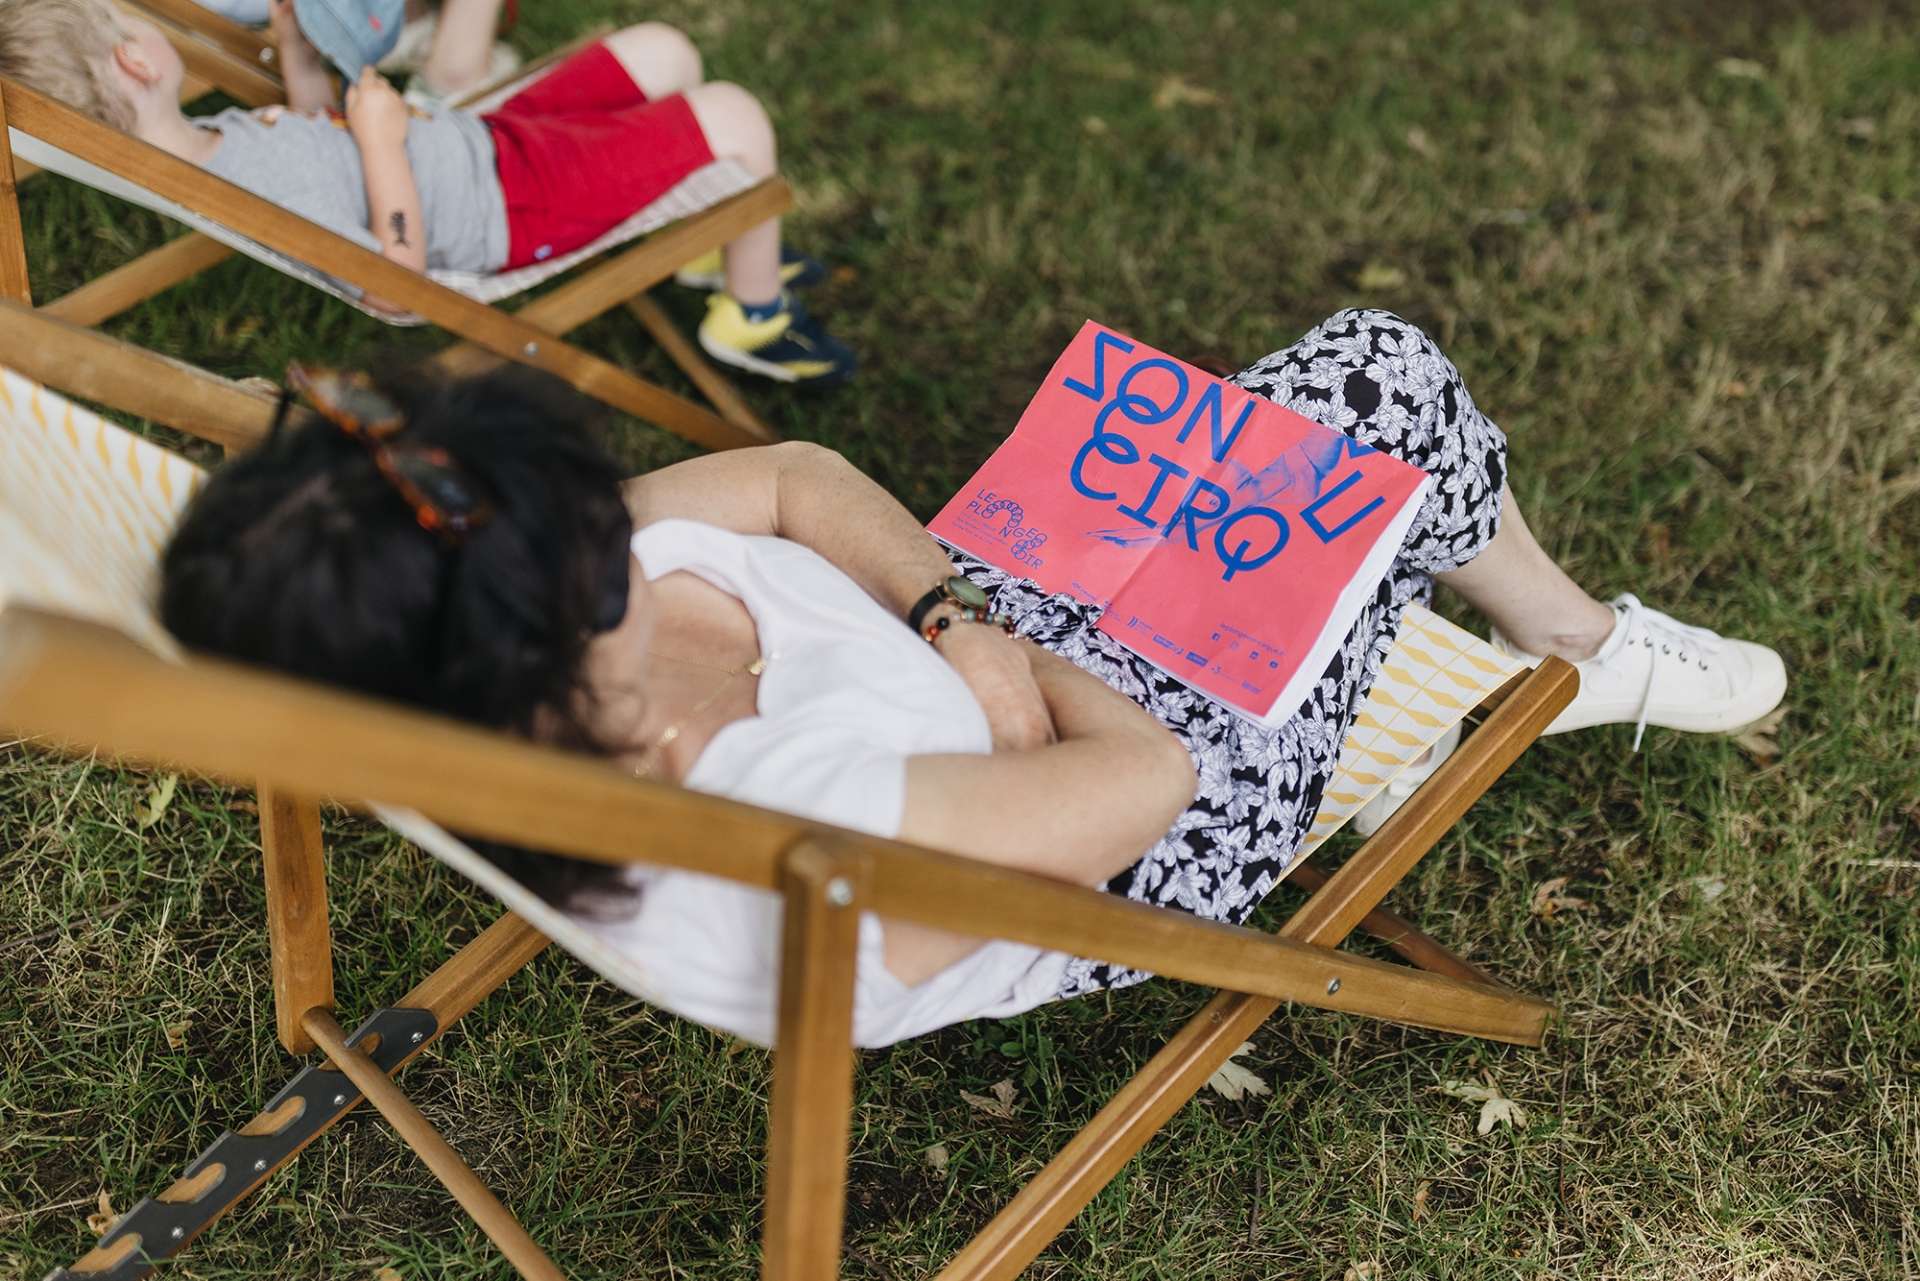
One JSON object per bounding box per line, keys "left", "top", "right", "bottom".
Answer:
{"left": 934, "top": 624, "right": 1055, "bottom": 751}
{"left": 345, "top": 67, "right": 411, "bottom": 150}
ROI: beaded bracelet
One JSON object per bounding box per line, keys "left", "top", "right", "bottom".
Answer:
{"left": 920, "top": 606, "right": 1016, "bottom": 645}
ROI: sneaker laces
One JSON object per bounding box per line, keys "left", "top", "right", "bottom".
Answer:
{"left": 1614, "top": 592, "right": 1723, "bottom": 750}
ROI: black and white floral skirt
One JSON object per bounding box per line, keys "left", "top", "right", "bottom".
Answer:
{"left": 948, "top": 308, "right": 1511, "bottom": 998}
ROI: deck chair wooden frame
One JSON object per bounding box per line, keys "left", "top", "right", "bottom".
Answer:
{"left": 0, "top": 31, "right": 787, "bottom": 454}
{"left": 2, "top": 309, "right": 1580, "bottom": 1281}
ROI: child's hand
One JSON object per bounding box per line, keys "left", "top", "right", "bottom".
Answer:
{"left": 345, "top": 67, "right": 410, "bottom": 150}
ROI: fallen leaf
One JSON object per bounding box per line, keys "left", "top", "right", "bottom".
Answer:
{"left": 960, "top": 1079, "right": 1017, "bottom": 1120}
{"left": 1691, "top": 875, "right": 1729, "bottom": 903}
{"left": 1404, "top": 126, "right": 1435, "bottom": 158}
{"left": 164, "top": 1020, "right": 191, "bottom": 1051}
{"left": 1152, "top": 75, "right": 1222, "bottom": 110}
{"left": 135, "top": 774, "right": 179, "bottom": 831}
{"left": 1344, "top": 1263, "right": 1382, "bottom": 1281}
{"left": 1355, "top": 262, "right": 1408, "bottom": 291}
{"left": 1733, "top": 706, "right": 1787, "bottom": 759}
{"left": 1204, "top": 1041, "right": 1271, "bottom": 1102}
{"left": 1437, "top": 1076, "right": 1528, "bottom": 1135}
{"left": 1645, "top": 521, "right": 1672, "bottom": 562}
{"left": 1081, "top": 115, "right": 1110, "bottom": 136}
{"left": 829, "top": 264, "right": 860, "bottom": 286}
{"left": 1531, "top": 875, "right": 1590, "bottom": 919}
{"left": 86, "top": 1190, "right": 117, "bottom": 1236}
{"left": 1715, "top": 57, "right": 1766, "bottom": 80}
{"left": 374, "top": 1267, "right": 404, "bottom": 1281}
{"left": 1411, "top": 1180, "right": 1431, "bottom": 1221}
{"left": 924, "top": 1143, "right": 949, "bottom": 1173}
{"left": 1722, "top": 379, "right": 1749, "bottom": 398}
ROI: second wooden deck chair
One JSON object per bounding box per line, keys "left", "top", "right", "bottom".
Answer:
{"left": 0, "top": 31, "right": 791, "bottom": 452}
{"left": 0, "top": 307, "right": 1579, "bottom": 1281}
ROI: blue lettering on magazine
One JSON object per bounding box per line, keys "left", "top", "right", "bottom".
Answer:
{"left": 963, "top": 489, "right": 1049, "bottom": 568}
{"left": 1064, "top": 329, "right": 1397, "bottom": 583}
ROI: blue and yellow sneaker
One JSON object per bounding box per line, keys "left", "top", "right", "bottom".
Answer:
{"left": 698, "top": 294, "right": 856, "bottom": 385}
{"left": 673, "top": 247, "right": 827, "bottom": 292}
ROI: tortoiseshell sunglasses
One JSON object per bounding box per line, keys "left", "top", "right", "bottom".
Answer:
{"left": 286, "top": 364, "right": 494, "bottom": 544}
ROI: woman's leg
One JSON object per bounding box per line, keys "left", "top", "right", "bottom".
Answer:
{"left": 1436, "top": 487, "right": 1615, "bottom": 659}
{"left": 1235, "top": 308, "right": 1784, "bottom": 741}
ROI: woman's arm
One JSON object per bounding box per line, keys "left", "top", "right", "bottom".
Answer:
{"left": 626, "top": 442, "right": 1053, "bottom": 748}
{"left": 628, "top": 441, "right": 953, "bottom": 617}
{"left": 883, "top": 644, "right": 1198, "bottom": 983}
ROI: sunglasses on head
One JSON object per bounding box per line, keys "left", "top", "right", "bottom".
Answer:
{"left": 286, "top": 364, "right": 495, "bottom": 544}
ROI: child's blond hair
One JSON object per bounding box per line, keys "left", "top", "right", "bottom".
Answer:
{"left": 0, "top": 0, "right": 135, "bottom": 131}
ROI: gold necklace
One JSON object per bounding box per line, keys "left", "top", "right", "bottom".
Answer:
{"left": 632, "top": 653, "right": 769, "bottom": 778}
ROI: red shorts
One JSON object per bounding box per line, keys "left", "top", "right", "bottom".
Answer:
{"left": 484, "top": 42, "right": 716, "bottom": 270}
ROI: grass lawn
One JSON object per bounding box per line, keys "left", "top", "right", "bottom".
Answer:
{"left": 3, "top": 0, "right": 1917, "bottom": 1277}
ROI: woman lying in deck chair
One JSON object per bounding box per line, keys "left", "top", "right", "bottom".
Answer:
{"left": 155, "top": 309, "right": 1785, "bottom": 1047}
{"left": 0, "top": 0, "right": 854, "bottom": 383}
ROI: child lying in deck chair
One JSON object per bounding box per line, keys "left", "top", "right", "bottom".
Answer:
{"left": 0, "top": 0, "right": 855, "bottom": 384}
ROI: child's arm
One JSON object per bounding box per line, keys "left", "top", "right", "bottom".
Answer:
{"left": 268, "top": 0, "right": 338, "bottom": 113}
{"left": 344, "top": 67, "right": 428, "bottom": 294}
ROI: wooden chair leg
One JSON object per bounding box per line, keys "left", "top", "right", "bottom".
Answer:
{"left": 1284, "top": 856, "right": 1495, "bottom": 986}
{"left": 933, "top": 659, "right": 1579, "bottom": 1281}
{"left": 624, "top": 294, "right": 774, "bottom": 440}
{"left": 304, "top": 1008, "right": 567, "bottom": 1281}
{"left": 0, "top": 87, "right": 33, "bottom": 305}
{"left": 259, "top": 786, "right": 332, "bottom": 1055}
{"left": 762, "top": 839, "right": 866, "bottom": 1281}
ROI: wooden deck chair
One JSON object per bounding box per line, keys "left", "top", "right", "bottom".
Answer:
{"left": 0, "top": 33, "right": 791, "bottom": 453}
{"left": 0, "top": 305, "right": 1580, "bottom": 1281}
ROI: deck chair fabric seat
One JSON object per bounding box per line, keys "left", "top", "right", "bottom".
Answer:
{"left": 7, "top": 129, "right": 759, "bottom": 324}
{"left": 1, "top": 342, "right": 1573, "bottom": 1281}
{"left": 1, "top": 48, "right": 789, "bottom": 453}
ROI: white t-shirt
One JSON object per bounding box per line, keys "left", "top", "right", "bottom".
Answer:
{"left": 572, "top": 519, "right": 1074, "bottom": 1047}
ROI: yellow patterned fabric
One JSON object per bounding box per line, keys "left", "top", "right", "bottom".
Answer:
{"left": 1304, "top": 604, "right": 1524, "bottom": 853}
{"left": 0, "top": 367, "right": 203, "bottom": 657}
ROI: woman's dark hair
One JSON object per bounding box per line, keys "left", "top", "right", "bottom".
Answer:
{"left": 160, "top": 364, "right": 635, "bottom": 907}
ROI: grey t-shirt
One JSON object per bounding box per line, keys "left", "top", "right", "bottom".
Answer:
{"left": 197, "top": 105, "right": 511, "bottom": 275}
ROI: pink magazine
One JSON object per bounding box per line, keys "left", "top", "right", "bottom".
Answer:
{"left": 929, "top": 321, "right": 1432, "bottom": 727}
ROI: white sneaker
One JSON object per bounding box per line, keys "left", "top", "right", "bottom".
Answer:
{"left": 1492, "top": 594, "right": 1787, "bottom": 749}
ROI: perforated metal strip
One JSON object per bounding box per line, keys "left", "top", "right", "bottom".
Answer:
{"left": 44, "top": 1006, "right": 437, "bottom": 1281}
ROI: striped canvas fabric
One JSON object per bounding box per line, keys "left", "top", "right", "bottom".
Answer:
{"left": 0, "top": 368, "right": 202, "bottom": 657}
{"left": 1301, "top": 604, "right": 1524, "bottom": 854}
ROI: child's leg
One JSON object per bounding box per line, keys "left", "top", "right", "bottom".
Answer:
{"left": 604, "top": 23, "right": 703, "bottom": 100}
{"left": 419, "top": 0, "right": 506, "bottom": 96}
{"left": 491, "top": 23, "right": 699, "bottom": 119}
{"left": 683, "top": 81, "right": 781, "bottom": 305}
